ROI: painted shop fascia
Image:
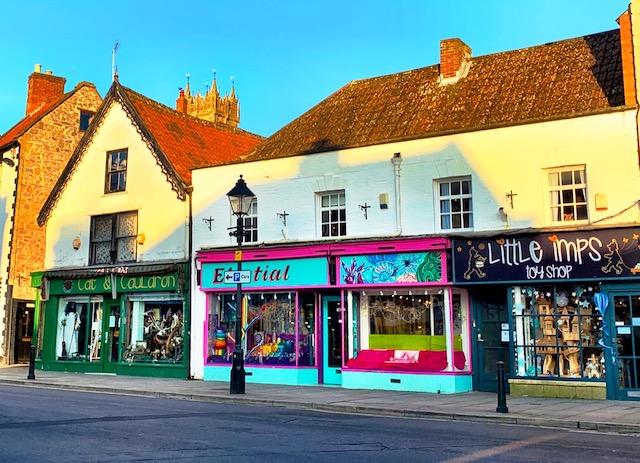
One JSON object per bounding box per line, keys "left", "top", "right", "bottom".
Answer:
{"left": 452, "top": 227, "right": 640, "bottom": 400}
{"left": 35, "top": 262, "right": 189, "bottom": 379}
{"left": 197, "top": 236, "right": 473, "bottom": 394}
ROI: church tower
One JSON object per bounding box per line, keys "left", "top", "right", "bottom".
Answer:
{"left": 175, "top": 72, "right": 240, "bottom": 127}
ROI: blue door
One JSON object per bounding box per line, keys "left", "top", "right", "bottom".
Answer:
{"left": 322, "top": 296, "right": 343, "bottom": 385}
{"left": 609, "top": 292, "right": 640, "bottom": 400}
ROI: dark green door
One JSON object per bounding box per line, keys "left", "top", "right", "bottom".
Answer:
{"left": 610, "top": 293, "right": 640, "bottom": 400}
{"left": 473, "top": 288, "right": 510, "bottom": 392}
{"left": 102, "top": 302, "right": 121, "bottom": 373}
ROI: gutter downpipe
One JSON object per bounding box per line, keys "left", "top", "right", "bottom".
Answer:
{"left": 391, "top": 152, "right": 402, "bottom": 235}
{"left": 186, "top": 185, "right": 194, "bottom": 379}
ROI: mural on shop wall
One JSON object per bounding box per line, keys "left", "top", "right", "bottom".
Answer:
{"left": 453, "top": 228, "right": 640, "bottom": 283}
{"left": 339, "top": 251, "right": 442, "bottom": 285}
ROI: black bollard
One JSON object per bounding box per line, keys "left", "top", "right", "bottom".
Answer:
{"left": 496, "top": 360, "right": 508, "bottom": 413}
{"left": 27, "top": 345, "right": 36, "bottom": 380}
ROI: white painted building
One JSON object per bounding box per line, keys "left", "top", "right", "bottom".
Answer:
{"left": 191, "top": 5, "right": 640, "bottom": 401}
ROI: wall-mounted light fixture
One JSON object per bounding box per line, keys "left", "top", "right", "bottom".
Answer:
{"left": 379, "top": 193, "right": 389, "bottom": 210}
{"left": 136, "top": 233, "right": 146, "bottom": 245}
{"left": 499, "top": 207, "right": 508, "bottom": 223}
{"left": 359, "top": 203, "right": 370, "bottom": 220}
{"left": 72, "top": 237, "right": 81, "bottom": 250}
{"left": 2, "top": 157, "right": 15, "bottom": 167}
{"left": 277, "top": 211, "right": 288, "bottom": 227}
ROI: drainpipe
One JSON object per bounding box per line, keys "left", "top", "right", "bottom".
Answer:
{"left": 391, "top": 153, "right": 402, "bottom": 234}
{"left": 186, "top": 185, "right": 194, "bottom": 379}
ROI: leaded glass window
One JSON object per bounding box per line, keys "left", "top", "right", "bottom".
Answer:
{"left": 90, "top": 211, "right": 138, "bottom": 265}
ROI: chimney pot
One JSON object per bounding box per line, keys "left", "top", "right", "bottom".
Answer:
{"left": 34, "top": 64, "right": 42, "bottom": 73}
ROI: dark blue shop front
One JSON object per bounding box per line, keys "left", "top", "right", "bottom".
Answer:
{"left": 452, "top": 227, "right": 640, "bottom": 400}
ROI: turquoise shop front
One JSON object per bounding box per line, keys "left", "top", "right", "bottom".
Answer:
{"left": 197, "top": 237, "right": 473, "bottom": 393}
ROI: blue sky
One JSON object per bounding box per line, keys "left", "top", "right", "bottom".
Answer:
{"left": 0, "top": 0, "right": 631, "bottom": 137}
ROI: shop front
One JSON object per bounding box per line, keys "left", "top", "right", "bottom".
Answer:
{"left": 197, "top": 237, "right": 473, "bottom": 393}
{"left": 453, "top": 227, "right": 640, "bottom": 400}
{"left": 36, "top": 263, "right": 189, "bottom": 378}
{"left": 199, "top": 246, "right": 331, "bottom": 386}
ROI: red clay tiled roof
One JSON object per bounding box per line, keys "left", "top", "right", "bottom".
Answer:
{"left": 243, "top": 29, "right": 625, "bottom": 162}
{"left": 39, "top": 81, "right": 264, "bottom": 225}
{"left": 122, "top": 86, "right": 263, "bottom": 184}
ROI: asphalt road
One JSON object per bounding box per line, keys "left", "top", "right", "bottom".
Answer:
{"left": 0, "top": 385, "right": 638, "bottom": 463}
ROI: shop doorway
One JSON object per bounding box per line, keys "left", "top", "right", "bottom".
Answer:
{"left": 101, "top": 303, "right": 121, "bottom": 373}
{"left": 610, "top": 293, "right": 640, "bottom": 400}
{"left": 472, "top": 288, "right": 510, "bottom": 392}
{"left": 13, "top": 302, "right": 34, "bottom": 364}
{"left": 322, "top": 296, "right": 343, "bottom": 385}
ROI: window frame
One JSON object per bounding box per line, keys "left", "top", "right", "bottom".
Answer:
{"left": 241, "top": 199, "right": 258, "bottom": 243}
{"left": 89, "top": 211, "right": 138, "bottom": 265}
{"left": 436, "top": 177, "right": 473, "bottom": 231}
{"left": 105, "top": 149, "right": 128, "bottom": 194}
{"left": 547, "top": 166, "right": 588, "bottom": 223}
{"left": 318, "top": 190, "right": 347, "bottom": 238}
{"left": 79, "top": 110, "right": 95, "bottom": 132}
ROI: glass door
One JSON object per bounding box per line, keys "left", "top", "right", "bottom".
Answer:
{"left": 14, "top": 302, "right": 34, "bottom": 364}
{"left": 102, "top": 302, "right": 121, "bottom": 373}
{"left": 322, "top": 296, "right": 343, "bottom": 385}
{"left": 612, "top": 294, "right": 640, "bottom": 400}
{"left": 473, "top": 288, "right": 510, "bottom": 392}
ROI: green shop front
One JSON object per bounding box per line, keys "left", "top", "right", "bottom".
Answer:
{"left": 35, "top": 263, "right": 189, "bottom": 378}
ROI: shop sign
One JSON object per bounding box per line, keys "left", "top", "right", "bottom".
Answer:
{"left": 453, "top": 228, "right": 640, "bottom": 283}
{"left": 201, "top": 257, "right": 328, "bottom": 289}
{"left": 49, "top": 273, "right": 179, "bottom": 295}
{"left": 337, "top": 251, "right": 443, "bottom": 285}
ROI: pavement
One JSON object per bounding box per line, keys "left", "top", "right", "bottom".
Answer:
{"left": 2, "top": 365, "right": 640, "bottom": 434}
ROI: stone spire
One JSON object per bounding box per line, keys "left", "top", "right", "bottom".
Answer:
{"left": 175, "top": 70, "right": 240, "bottom": 127}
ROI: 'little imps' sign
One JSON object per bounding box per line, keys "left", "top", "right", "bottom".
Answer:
{"left": 452, "top": 228, "right": 640, "bottom": 283}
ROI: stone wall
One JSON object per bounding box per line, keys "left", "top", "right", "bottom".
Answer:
{"left": 10, "top": 84, "right": 102, "bottom": 301}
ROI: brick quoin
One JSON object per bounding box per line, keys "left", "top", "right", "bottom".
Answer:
{"left": 618, "top": 10, "right": 637, "bottom": 106}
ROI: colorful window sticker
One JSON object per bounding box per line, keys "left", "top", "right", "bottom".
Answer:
{"left": 339, "top": 252, "right": 443, "bottom": 285}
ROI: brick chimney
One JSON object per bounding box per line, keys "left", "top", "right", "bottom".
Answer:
{"left": 439, "top": 38, "right": 472, "bottom": 85}
{"left": 618, "top": 8, "right": 637, "bottom": 106}
{"left": 175, "top": 87, "right": 188, "bottom": 114}
{"left": 26, "top": 64, "right": 66, "bottom": 115}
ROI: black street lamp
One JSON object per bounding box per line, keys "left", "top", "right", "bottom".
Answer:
{"left": 227, "top": 175, "right": 256, "bottom": 395}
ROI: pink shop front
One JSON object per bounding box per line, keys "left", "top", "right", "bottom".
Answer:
{"left": 197, "top": 237, "right": 473, "bottom": 393}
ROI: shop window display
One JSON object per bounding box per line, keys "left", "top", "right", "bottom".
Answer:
{"left": 56, "top": 298, "right": 102, "bottom": 361}
{"left": 207, "top": 291, "right": 316, "bottom": 367}
{"left": 346, "top": 290, "right": 468, "bottom": 371}
{"left": 122, "top": 300, "right": 184, "bottom": 364}
{"left": 512, "top": 285, "right": 604, "bottom": 379}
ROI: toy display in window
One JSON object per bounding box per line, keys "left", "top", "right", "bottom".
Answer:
{"left": 534, "top": 292, "right": 600, "bottom": 378}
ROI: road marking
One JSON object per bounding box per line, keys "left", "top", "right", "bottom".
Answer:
{"left": 441, "top": 433, "right": 560, "bottom": 463}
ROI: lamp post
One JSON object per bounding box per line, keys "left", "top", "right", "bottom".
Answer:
{"left": 227, "top": 175, "right": 256, "bottom": 395}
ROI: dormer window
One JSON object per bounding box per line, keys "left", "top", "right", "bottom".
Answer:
{"left": 105, "top": 149, "right": 128, "bottom": 193}
{"left": 79, "top": 110, "right": 94, "bottom": 131}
